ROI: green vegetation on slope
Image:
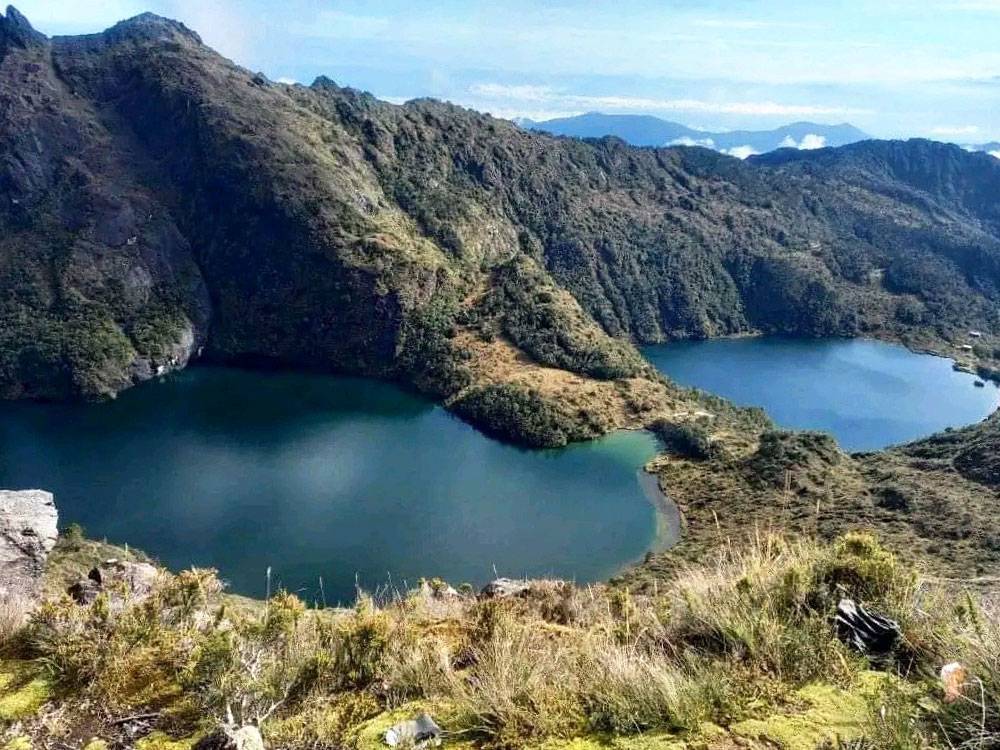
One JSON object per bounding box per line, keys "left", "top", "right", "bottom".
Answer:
{"left": 2, "top": 8, "right": 999, "bottom": 445}
{"left": 5, "top": 531, "right": 1000, "bottom": 750}
{"left": 628, "top": 412, "right": 1000, "bottom": 585}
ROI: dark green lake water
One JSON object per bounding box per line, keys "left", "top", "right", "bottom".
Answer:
{"left": 0, "top": 367, "right": 661, "bottom": 600}
{"left": 4, "top": 338, "right": 993, "bottom": 600}
{"left": 644, "top": 337, "right": 1000, "bottom": 452}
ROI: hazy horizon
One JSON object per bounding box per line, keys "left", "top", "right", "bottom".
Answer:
{"left": 11, "top": 1, "right": 1000, "bottom": 143}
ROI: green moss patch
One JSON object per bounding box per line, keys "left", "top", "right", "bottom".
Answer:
{"left": 134, "top": 731, "right": 200, "bottom": 750}
{"left": 0, "top": 662, "right": 52, "bottom": 723}
{"left": 530, "top": 733, "right": 689, "bottom": 749}
{"left": 732, "top": 675, "right": 888, "bottom": 750}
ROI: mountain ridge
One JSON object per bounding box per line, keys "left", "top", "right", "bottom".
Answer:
{"left": 1, "top": 8, "right": 998, "bottom": 448}
{"left": 519, "top": 111, "right": 871, "bottom": 154}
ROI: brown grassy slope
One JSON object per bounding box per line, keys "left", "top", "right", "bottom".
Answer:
{"left": 624, "top": 413, "right": 1000, "bottom": 587}
{"left": 13, "top": 529, "right": 998, "bottom": 750}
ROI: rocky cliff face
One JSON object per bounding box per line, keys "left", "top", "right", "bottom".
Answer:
{"left": 0, "top": 8, "right": 209, "bottom": 400}
{"left": 0, "top": 489, "right": 57, "bottom": 605}
{"left": 1, "top": 7, "right": 998, "bottom": 444}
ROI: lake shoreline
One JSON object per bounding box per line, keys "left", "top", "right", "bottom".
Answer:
{"left": 645, "top": 329, "right": 1000, "bottom": 389}
{"left": 642, "top": 336, "right": 999, "bottom": 453}
{"left": 637, "top": 469, "right": 683, "bottom": 555}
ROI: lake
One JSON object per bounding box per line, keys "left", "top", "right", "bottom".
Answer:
{"left": 3, "top": 338, "right": 992, "bottom": 599}
{"left": 0, "top": 367, "right": 662, "bottom": 600}
{"left": 644, "top": 337, "right": 1000, "bottom": 452}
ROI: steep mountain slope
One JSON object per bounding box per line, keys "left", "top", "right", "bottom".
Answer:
{"left": 522, "top": 112, "right": 870, "bottom": 152}
{"left": 1, "top": 8, "right": 998, "bottom": 447}
{"left": 0, "top": 8, "right": 209, "bottom": 399}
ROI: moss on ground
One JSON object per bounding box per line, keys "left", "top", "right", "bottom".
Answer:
{"left": 731, "top": 674, "right": 888, "bottom": 750}
{"left": 529, "top": 729, "right": 718, "bottom": 749}
{"left": 0, "top": 663, "right": 51, "bottom": 724}
{"left": 134, "top": 731, "right": 200, "bottom": 750}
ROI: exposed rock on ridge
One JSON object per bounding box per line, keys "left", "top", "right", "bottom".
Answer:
{"left": 0, "top": 5, "right": 44, "bottom": 51}
{"left": 0, "top": 489, "right": 57, "bottom": 605}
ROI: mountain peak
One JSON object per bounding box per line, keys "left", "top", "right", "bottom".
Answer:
{"left": 103, "top": 12, "right": 201, "bottom": 45}
{"left": 0, "top": 5, "right": 45, "bottom": 49}
{"left": 311, "top": 75, "right": 340, "bottom": 90}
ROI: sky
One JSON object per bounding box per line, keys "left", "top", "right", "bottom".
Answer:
{"left": 11, "top": 0, "right": 1000, "bottom": 141}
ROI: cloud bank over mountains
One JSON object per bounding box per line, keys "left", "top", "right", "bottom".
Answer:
{"left": 667, "top": 131, "right": 829, "bottom": 159}
{"left": 522, "top": 113, "right": 863, "bottom": 158}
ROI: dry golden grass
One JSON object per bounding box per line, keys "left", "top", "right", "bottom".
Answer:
{"left": 451, "top": 329, "right": 690, "bottom": 434}
{"left": 10, "top": 532, "right": 1000, "bottom": 749}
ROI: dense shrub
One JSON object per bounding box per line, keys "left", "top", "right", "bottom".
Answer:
{"left": 651, "top": 420, "right": 720, "bottom": 460}
{"left": 478, "top": 258, "right": 645, "bottom": 380}
{"left": 450, "top": 384, "right": 586, "bottom": 447}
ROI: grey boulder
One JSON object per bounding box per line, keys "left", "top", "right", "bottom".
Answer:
{"left": 0, "top": 489, "right": 58, "bottom": 607}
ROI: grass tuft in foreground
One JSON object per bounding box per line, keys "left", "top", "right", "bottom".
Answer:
{"left": 3, "top": 532, "right": 1000, "bottom": 748}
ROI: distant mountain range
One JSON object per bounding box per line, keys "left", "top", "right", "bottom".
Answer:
{"left": 517, "top": 113, "right": 871, "bottom": 156}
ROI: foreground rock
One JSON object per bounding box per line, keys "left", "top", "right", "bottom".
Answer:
{"left": 479, "top": 578, "right": 534, "bottom": 598}
{"left": 384, "top": 713, "right": 442, "bottom": 748}
{"left": 69, "top": 558, "right": 160, "bottom": 606}
{"left": 193, "top": 726, "right": 264, "bottom": 750}
{"left": 0, "top": 489, "right": 58, "bottom": 607}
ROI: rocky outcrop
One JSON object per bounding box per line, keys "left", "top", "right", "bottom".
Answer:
{"left": 479, "top": 578, "right": 534, "bottom": 599}
{"left": 68, "top": 558, "right": 160, "bottom": 606}
{"left": 0, "top": 489, "right": 57, "bottom": 606}
{"left": 0, "top": 5, "right": 44, "bottom": 51}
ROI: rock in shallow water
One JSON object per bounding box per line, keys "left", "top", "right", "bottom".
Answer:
{"left": 0, "top": 489, "right": 58, "bottom": 607}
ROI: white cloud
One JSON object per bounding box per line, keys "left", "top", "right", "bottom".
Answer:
{"left": 668, "top": 136, "right": 716, "bottom": 148}
{"left": 940, "top": 0, "right": 1000, "bottom": 10}
{"left": 725, "top": 145, "right": 759, "bottom": 159}
{"left": 164, "top": 0, "right": 258, "bottom": 63}
{"left": 276, "top": 77, "right": 298, "bottom": 85}
{"left": 777, "top": 134, "right": 827, "bottom": 150}
{"left": 990, "top": 150, "right": 1000, "bottom": 159}
{"left": 690, "top": 18, "right": 821, "bottom": 31}
{"left": 798, "top": 133, "right": 828, "bottom": 150}
{"left": 296, "top": 11, "right": 392, "bottom": 39}
{"left": 470, "top": 84, "right": 556, "bottom": 102}
{"left": 12, "top": 0, "right": 146, "bottom": 33}
{"left": 691, "top": 18, "right": 777, "bottom": 30}
{"left": 467, "top": 84, "right": 871, "bottom": 118}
